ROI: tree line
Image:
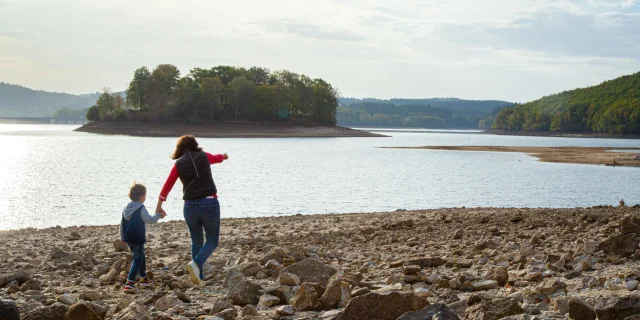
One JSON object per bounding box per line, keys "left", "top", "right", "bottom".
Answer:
{"left": 87, "top": 65, "right": 338, "bottom": 125}
{"left": 492, "top": 72, "right": 640, "bottom": 134}
{"left": 337, "top": 100, "right": 513, "bottom": 129}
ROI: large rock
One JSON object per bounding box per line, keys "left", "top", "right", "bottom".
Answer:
{"left": 113, "top": 239, "right": 129, "bottom": 252}
{"left": 397, "top": 303, "right": 460, "bottom": 320}
{"left": 595, "top": 296, "right": 640, "bottom": 320}
{"left": 485, "top": 267, "right": 509, "bottom": 287}
{"left": 621, "top": 216, "right": 640, "bottom": 235}
{"left": 80, "top": 290, "right": 102, "bottom": 302}
{"left": 569, "top": 298, "right": 596, "bottom": 320}
{"left": 277, "top": 271, "right": 301, "bottom": 286}
{"left": 0, "top": 270, "right": 30, "bottom": 287}
{"left": 155, "top": 294, "right": 185, "bottom": 312}
{"left": 112, "top": 301, "right": 152, "bottom": 320}
{"left": 224, "top": 268, "right": 263, "bottom": 306}
{"left": 66, "top": 302, "right": 102, "bottom": 320}
{"left": 284, "top": 258, "right": 337, "bottom": 286}
{"left": 405, "top": 257, "right": 446, "bottom": 268}
{"left": 471, "top": 280, "right": 498, "bottom": 291}
{"left": 22, "top": 302, "right": 69, "bottom": 320}
{"left": 466, "top": 296, "right": 524, "bottom": 320}
{"left": 320, "top": 278, "right": 351, "bottom": 310}
{"left": 291, "top": 283, "right": 323, "bottom": 311}
{"left": 598, "top": 233, "right": 639, "bottom": 257}
{"left": 0, "top": 299, "right": 20, "bottom": 320}
{"left": 538, "top": 278, "right": 567, "bottom": 296}
{"left": 333, "top": 291, "right": 429, "bottom": 320}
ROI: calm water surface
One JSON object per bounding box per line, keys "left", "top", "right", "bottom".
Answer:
{"left": 1, "top": 124, "right": 639, "bottom": 230}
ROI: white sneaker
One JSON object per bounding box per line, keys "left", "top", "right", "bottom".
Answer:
{"left": 186, "top": 261, "right": 203, "bottom": 286}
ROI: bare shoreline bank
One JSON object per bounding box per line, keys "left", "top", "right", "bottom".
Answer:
{"left": 73, "top": 121, "right": 386, "bottom": 138}
{"left": 487, "top": 129, "right": 640, "bottom": 140}
{"left": 385, "top": 146, "right": 640, "bottom": 167}
{"left": 3, "top": 206, "right": 640, "bottom": 319}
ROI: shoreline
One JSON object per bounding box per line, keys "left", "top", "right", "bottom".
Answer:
{"left": 488, "top": 129, "right": 640, "bottom": 140}
{"left": 385, "top": 146, "right": 640, "bottom": 167}
{"left": 3, "top": 207, "right": 640, "bottom": 319}
{"left": 73, "top": 121, "right": 386, "bottom": 138}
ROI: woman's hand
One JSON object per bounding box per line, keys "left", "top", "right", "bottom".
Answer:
{"left": 156, "top": 201, "right": 166, "bottom": 217}
{"left": 223, "top": 153, "right": 229, "bottom": 160}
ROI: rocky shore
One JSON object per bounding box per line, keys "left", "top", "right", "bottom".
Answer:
{"left": 73, "top": 121, "right": 384, "bottom": 138}
{"left": 3, "top": 206, "right": 640, "bottom": 320}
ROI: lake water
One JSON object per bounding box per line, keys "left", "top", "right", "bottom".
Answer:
{"left": 1, "top": 124, "right": 639, "bottom": 230}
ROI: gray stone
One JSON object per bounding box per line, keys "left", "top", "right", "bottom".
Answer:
{"left": 276, "top": 305, "right": 295, "bottom": 316}
{"left": 259, "top": 294, "right": 281, "bottom": 307}
{"left": 598, "top": 233, "right": 639, "bottom": 257}
{"left": 595, "top": 296, "right": 640, "bottom": 320}
{"left": 568, "top": 298, "right": 595, "bottom": 320}
{"left": 112, "top": 301, "right": 152, "bottom": 320}
{"left": 224, "top": 268, "right": 262, "bottom": 306}
{"left": 284, "top": 258, "right": 337, "bottom": 286}
{"left": 0, "top": 299, "right": 20, "bottom": 320}
{"left": 155, "top": 294, "right": 185, "bottom": 312}
{"left": 333, "top": 291, "right": 429, "bottom": 320}
{"left": 57, "top": 293, "right": 77, "bottom": 306}
{"left": 22, "top": 302, "right": 69, "bottom": 320}
{"left": 397, "top": 303, "right": 460, "bottom": 320}
{"left": 471, "top": 280, "right": 498, "bottom": 291}
{"left": 277, "top": 271, "right": 301, "bottom": 286}
{"left": 291, "top": 282, "right": 322, "bottom": 311}
{"left": 66, "top": 302, "right": 102, "bottom": 320}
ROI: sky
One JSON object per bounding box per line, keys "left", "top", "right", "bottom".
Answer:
{"left": 1, "top": 0, "right": 639, "bottom": 102}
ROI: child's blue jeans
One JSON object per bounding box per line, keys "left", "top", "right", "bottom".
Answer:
{"left": 127, "top": 243, "right": 146, "bottom": 282}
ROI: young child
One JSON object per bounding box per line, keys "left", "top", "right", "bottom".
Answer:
{"left": 119, "top": 183, "right": 165, "bottom": 293}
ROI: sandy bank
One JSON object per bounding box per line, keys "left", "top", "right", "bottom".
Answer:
{"left": 488, "top": 130, "right": 640, "bottom": 140}
{"left": 3, "top": 207, "right": 640, "bottom": 319}
{"left": 73, "top": 121, "right": 385, "bottom": 138}
{"left": 385, "top": 146, "right": 640, "bottom": 167}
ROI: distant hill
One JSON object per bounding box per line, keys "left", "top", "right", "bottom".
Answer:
{"left": 492, "top": 72, "right": 640, "bottom": 134}
{"left": 337, "top": 97, "right": 513, "bottom": 129}
{"left": 0, "top": 83, "right": 101, "bottom": 117}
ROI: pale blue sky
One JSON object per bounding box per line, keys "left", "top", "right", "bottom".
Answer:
{"left": 1, "top": 0, "right": 639, "bottom": 102}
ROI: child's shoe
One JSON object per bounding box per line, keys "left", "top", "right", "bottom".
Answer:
{"left": 123, "top": 281, "right": 136, "bottom": 294}
{"left": 186, "top": 261, "right": 203, "bottom": 286}
{"left": 139, "top": 277, "right": 153, "bottom": 287}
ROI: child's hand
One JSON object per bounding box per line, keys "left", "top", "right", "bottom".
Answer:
{"left": 223, "top": 153, "right": 229, "bottom": 160}
{"left": 157, "top": 211, "right": 166, "bottom": 219}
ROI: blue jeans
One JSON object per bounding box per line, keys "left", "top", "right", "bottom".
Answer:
{"left": 184, "top": 197, "right": 220, "bottom": 280}
{"left": 127, "top": 244, "right": 146, "bottom": 282}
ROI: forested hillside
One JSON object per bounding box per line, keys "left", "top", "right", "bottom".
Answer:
{"left": 0, "top": 83, "right": 100, "bottom": 117}
{"left": 492, "top": 72, "right": 640, "bottom": 134}
{"left": 337, "top": 98, "right": 512, "bottom": 128}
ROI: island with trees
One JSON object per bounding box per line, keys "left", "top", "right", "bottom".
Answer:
{"left": 75, "top": 64, "right": 381, "bottom": 137}
{"left": 492, "top": 71, "right": 640, "bottom": 135}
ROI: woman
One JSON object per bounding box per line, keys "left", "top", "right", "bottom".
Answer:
{"left": 155, "top": 135, "right": 228, "bottom": 286}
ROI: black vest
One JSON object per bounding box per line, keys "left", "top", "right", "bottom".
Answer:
{"left": 175, "top": 150, "right": 217, "bottom": 200}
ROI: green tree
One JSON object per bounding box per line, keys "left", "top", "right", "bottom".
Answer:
{"left": 226, "top": 76, "right": 255, "bottom": 120}
{"left": 86, "top": 105, "right": 100, "bottom": 121}
{"left": 126, "top": 66, "right": 151, "bottom": 110}
{"left": 148, "top": 64, "right": 180, "bottom": 119}
{"left": 199, "top": 77, "right": 225, "bottom": 121}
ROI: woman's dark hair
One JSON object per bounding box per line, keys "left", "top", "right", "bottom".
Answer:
{"left": 172, "top": 135, "right": 202, "bottom": 160}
